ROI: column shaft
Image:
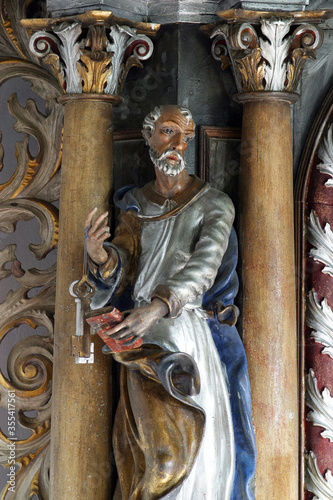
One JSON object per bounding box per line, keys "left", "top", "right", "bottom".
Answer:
{"left": 51, "top": 97, "right": 114, "bottom": 499}
{"left": 239, "top": 94, "right": 299, "bottom": 499}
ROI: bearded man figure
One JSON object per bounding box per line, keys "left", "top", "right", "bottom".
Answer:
{"left": 86, "top": 105, "right": 256, "bottom": 500}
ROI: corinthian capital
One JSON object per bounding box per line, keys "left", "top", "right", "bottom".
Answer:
{"left": 23, "top": 13, "right": 158, "bottom": 97}
{"left": 211, "top": 13, "right": 324, "bottom": 94}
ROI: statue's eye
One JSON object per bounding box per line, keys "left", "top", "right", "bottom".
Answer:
{"left": 183, "top": 135, "right": 193, "bottom": 143}
{"left": 162, "top": 127, "right": 173, "bottom": 135}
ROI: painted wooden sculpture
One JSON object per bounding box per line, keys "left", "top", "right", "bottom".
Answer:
{"left": 85, "top": 105, "right": 256, "bottom": 499}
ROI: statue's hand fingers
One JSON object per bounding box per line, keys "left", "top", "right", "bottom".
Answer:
{"left": 108, "top": 326, "right": 131, "bottom": 340}
{"left": 88, "top": 211, "right": 109, "bottom": 236}
{"left": 96, "top": 226, "right": 111, "bottom": 240}
{"left": 85, "top": 207, "right": 97, "bottom": 229}
{"left": 121, "top": 335, "right": 140, "bottom": 346}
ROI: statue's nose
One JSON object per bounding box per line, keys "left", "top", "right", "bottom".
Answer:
{"left": 171, "top": 132, "right": 186, "bottom": 152}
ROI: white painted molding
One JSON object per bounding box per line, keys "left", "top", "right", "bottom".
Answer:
{"left": 306, "top": 290, "right": 333, "bottom": 359}
{"left": 260, "top": 18, "right": 293, "bottom": 91}
{"left": 105, "top": 24, "right": 153, "bottom": 95}
{"left": 306, "top": 368, "right": 333, "bottom": 442}
{"left": 52, "top": 23, "right": 83, "bottom": 94}
{"left": 308, "top": 210, "right": 333, "bottom": 278}
{"left": 317, "top": 123, "right": 333, "bottom": 188}
{"left": 305, "top": 451, "right": 333, "bottom": 500}
{"left": 29, "top": 23, "right": 82, "bottom": 94}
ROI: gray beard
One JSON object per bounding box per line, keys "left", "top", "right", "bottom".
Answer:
{"left": 149, "top": 148, "right": 186, "bottom": 177}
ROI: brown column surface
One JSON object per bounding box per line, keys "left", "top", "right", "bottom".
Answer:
{"left": 237, "top": 93, "right": 299, "bottom": 499}
{"left": 51, "top": 96, "right": 116, "bottom": 499}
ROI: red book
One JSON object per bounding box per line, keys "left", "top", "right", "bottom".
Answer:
{"left": 85, "top": 306, "right": 143, "bottom": 352}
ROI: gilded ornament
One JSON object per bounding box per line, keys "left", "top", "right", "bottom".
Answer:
{"left": 212, "top": 17, "right": 323, "bottom": 94}
{"left": 78, "top": 50, "right": 113, "bottom": 94}
{"left": 235, "top": 47, "right": 265, "bottom": 92}
{"left": 28, "top": 21, "right": 154, "bottom": 96}
{"left": 0, "top": 8, "right": 60, "bottom": 496}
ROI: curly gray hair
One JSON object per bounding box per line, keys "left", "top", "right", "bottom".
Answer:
{"left": 142, "top": 105, "right": 195, "bottom": 144}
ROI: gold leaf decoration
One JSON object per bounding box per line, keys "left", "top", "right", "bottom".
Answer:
{"left": 0, "top": 91, "right": 62, "bottom": 202}
{"left": 77, "top": 50, "right": 113, "bottom": 94}
{"left": 0, "top": 7, "right": 61, "bottom": 498}
{"left": 234, "top": 48, "right": 265, "bottom": 92}
{"left": 117, "top": 54, "right": 143, "bottom": 95}
{"left": 0, "top": 0, "right": 41, "bottom": 63}
{"left": 286, "top": 48, "right": 315, "bottom": 93}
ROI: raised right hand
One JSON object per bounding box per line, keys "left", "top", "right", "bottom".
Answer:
{"left": 85, "top": 208, "right": 111, "bottom": 265}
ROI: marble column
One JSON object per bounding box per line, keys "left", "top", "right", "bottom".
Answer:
{"left": 212, "top": 11, "right": 324, "bottom": 500}
{"left": 24, "top": 13, "right": 157, "bottom": 499}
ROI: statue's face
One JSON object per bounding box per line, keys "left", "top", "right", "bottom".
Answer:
{"left": 148, "top": 106, "right": 195, "bottom": 176}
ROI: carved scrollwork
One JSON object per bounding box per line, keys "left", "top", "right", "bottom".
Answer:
{"left": 0, "top": 94, "right": 62, "bottom": 202}
{"left": 286, "top": 24, "right": 323, "bottom": 92}
{"left": 109, "top": 25, "right": 153, "bottom": 96}
{"left": 0, "top": 7, "right": 61, "bottom": 497}
{"left": 308, "top": 210, "right": 333, "bottom": 278}
{"left": 306, "top": 368, "right": 333, "bottom": 442}
{"left": 0, "top": 0, "right": 41, "bottom": 62}
{"left": 212, "top": 18, "right": 323, "bottom": 94}
{"left": 211, "top": 35, "right": 230, "bottom": 70}
{"left": 0, "top": 441, "right": 50, "bottom": 499}
{"left": 28, "top": 22, "right": 154, "bottom": 97}
{"left": 29, "top": 23, "right": 82, "bottom": 94}
{"left": 0, "top": 199, "right": 58, "bottom": 258}
{"left": 305, "top": 451, "right": 333, "bottom": 500}
{"left": 306, "top": 290, "right": 333, "bottom": 359}
{"left": 212, "top": 23, "right": 262, "bottom": 93}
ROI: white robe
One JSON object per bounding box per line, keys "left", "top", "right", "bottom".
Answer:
{"left": 131, "top": 185, "right": 235, "bottom": 500}
{"left": 91, "top": 180, "right": 236, "bottom": 499}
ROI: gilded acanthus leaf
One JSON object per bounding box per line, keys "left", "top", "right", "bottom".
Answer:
{"left": 118, "top": 54, "right": 142, "bottom": 95}
{"left": 211, "top": 20, "right": 323, "bottom": 94}
{"left": 234, "top": 48, "right": 265, "bottom": 93}
{"left": 286, "top": 48, "right": 315, "bottom": 93}
{"left": 77, "top": 50, "right": 113, "bottom": 94}
{"left": 44, "top": 53, "right": 65, "bottom": 90}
